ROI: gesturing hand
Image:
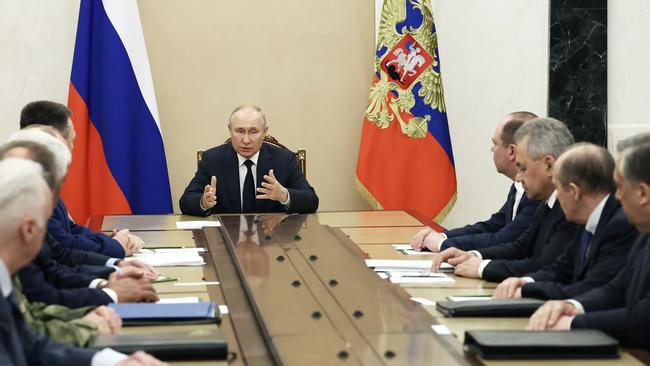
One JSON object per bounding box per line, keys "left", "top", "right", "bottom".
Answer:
{"left": 201, "top": 176, "right": 217, "bottom": 209}
{"left": 256, "top": 169, "right": 288, "bottom": 203}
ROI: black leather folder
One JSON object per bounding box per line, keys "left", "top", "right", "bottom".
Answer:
{"left": 436, "top": 298, "right": 544, "bottom": 317}
{"left": 92, "top": 328, "right": 228, "bottom": 360}
{"left": 464, "top": 330, "right": 619, "bottom": 359}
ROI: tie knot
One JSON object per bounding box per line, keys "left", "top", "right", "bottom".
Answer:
{"left": 244, "top": 160, "right": 254, "bottom": 169}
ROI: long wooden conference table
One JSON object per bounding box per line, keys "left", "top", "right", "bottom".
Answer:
{"left": 88, "top": 211, "right": 649, "bottom": 366}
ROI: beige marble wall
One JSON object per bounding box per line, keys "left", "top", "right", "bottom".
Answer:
{"left": 2, "top": 0, "right": 552, "bottom": 225}
{"left": 0, "top": 0, "right": 79, "bottom": 141}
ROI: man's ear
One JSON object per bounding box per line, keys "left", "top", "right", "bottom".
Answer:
{"left": 507, "top": 144, "right": 517, "bottom": 162}
{"left": 568, "top": 182, "right": 581, "bottom": 201}
{"left": 638, "top": 182, "right": 650, "bottom": 207}
{"left": 544, "top": 155, "right": 556, "bottom": 176}
{"left": 18, "top": 215, "right": 38, "bottom": 245}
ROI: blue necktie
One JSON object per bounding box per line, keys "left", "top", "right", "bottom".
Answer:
{"left": 577, "top": 229, "right": 593, "bottom": 271}
{"left": 242, "top": 160, "right": 256, "bottom": 213}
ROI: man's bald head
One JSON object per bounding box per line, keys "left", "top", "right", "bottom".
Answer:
{"left": 555, "top": 143, "right": 615, "bottom": 194}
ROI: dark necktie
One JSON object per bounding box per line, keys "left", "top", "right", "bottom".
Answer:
{"left": 242, "top": 160, "right": 256, "bottom": 213}
{"left": 577, "top": 229, "right": 593, "bottom": 271}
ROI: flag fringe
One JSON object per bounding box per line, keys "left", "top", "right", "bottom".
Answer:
{"left": 433, "top": 191, "right": 457, "bottom": 224}
{"left": 355, "top": 176, "right": 384, "bottom": 210}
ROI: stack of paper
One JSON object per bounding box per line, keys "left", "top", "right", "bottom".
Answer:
{"left": 446, "top": 295, "right": 492, "bottom": 302}
{"left": 128, "top": 252, "right": 205, "bottom": 267}
{"left": 365, "top": 259, "right": 454, "bottom": 272}
{"left": 139, "top": 248, "right": 206, "bottom": 254}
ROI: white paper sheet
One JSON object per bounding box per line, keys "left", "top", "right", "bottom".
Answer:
{"left": 410, "top": 297, "right": 436, "bottom": 306}
{"left": 365, "top": 259, "right": 453, "bottom": 272}
{"left": 173, "top": 281, "right": 220, "bottom": 286}
{"left": 390, "top": 276, "right": 455, "bottom": 285}
{"left": 392, "top": 244, "right": 435, "bottom": 256}
{"left": 139, "top": 248, "right": 206, "bottom": 254}
{"left": 175, "top": 220, "right": 221, "bottom": 229}
{"left": 157, "top": 297, "right": 201, "bottom": 304}
{"left": 127, "top": 252, "right": 205, "bottom": 266}
{"left": 446, "top": 295, "right": 492, "bottom": 302}
{"left": 431, "top": 324, "right": 453, "bottom": 335}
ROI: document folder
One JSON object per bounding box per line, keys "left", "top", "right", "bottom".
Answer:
{"left": 92, "top": 328, "right": 228, "bottom": 360}
{"left": 108, "top": 301, "right": 219, "bottom": 325}
{"left": 436, "top": 298, "right": 544, "bottom": 317}
{"left": 464, "top": 330, "right": 619, "bottom": 359}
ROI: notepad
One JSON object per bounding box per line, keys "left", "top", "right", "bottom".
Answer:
{"left": 176, "top": 221, "right": 221, "bottom": 229}
{"left": 109, "top": 302, "right": 218, "bottom": 324}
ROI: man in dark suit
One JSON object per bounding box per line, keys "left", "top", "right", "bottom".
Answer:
{"left": 0, "top": 158, "right": 166, "bottom": 366}
{"left": 19, "top": 101, "right": 146, "bottom": 257}
{"left": 411, "top": 111, "right": 540, "bottom": 252}
{"left": 1, "top": 132, "right": 158, "bottom": 307}
{"left": 433, "top": 118, "right": 578, "bottom": 282}
{"left": 179, "top": 105, "right": 319, "bottom": 216}
{"left": 493, "top": 144, "right": 638, "bottom": 299}
{"left": 527, "top": 135, "right": 650, "bottom": 349}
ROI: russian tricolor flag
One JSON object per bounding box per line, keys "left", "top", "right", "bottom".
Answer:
{"left": 62, "top": 0, "right": 172, "bottom": 223}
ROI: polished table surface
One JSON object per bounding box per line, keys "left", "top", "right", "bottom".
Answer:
{"left": 89, "top": 211, "right": 647, "bottom": 365}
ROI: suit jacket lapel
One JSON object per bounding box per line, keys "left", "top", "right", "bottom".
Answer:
{"left": 256, "top": 144, "right": 272, "bottom": 212}
{"left": 577, "top": 194, "right": 618, "bottom": 278}
{"left": 224, "top": 145, "right": 242, "bottom": 213}
{"left": 526, "top": 201, "right": 552, "bottom": 256}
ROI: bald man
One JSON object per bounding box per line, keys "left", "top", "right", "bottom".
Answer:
{"left": 180, "top": 105, "right": 319, "bottom": 215}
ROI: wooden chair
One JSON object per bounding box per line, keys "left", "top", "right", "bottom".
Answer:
{"left": 197, "top": 135, "right": 306, "bottom": 177}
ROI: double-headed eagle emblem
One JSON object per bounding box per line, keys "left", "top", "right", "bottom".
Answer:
{"left": 366, "top": 0, "right": 446, "bottom": 139}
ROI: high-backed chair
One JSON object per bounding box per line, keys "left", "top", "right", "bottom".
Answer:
{"left": 197, "top": 135, "right": 306, "bottom": 177}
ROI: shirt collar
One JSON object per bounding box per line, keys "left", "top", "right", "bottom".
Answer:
{"left": 546, "top": 189, "right": 558, "bottom": 209}
{"left": 237, "top": 151, "right": 260, "bottom": 167}
{"left": 514, "top": 182, "right": 525, "bottom": 195}
{"left": 0, "top": 258, "right": 12, "bottom": 298}
{"left": 585, "top": 194, "right": 610, "bottom": 234}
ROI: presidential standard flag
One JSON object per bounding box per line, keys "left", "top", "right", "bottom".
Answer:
{"left": 356, "top": 0, "right": 456, "bottom": 223}
{"left": 63, "top": 0, "right": 172, "bottom": 223}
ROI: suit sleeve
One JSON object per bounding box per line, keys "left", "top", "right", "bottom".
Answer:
{"left": 18, "top": 264, "right": 112, "bottom": 308}
{"left": 49, "top": 239, "right": 111, "bottom": 267}
{"left": 571, "top": 298, "right": 650, "bottom": 348}
{"left": 442, "top": 199, "right": 539, "bottom": 251}
{"left": 179, "top": 152, "right": 214, "bottom": 216}
{"left": 523, "top": 221, "right": 636, "bottom": 300}
{"left": 481, "top": 214, "right": 577, "bottom": 282}
{"left": 47, "top": 211, "right": 125, "bottom": 258}
{"left": 284, "top": 154, "right": 319, "bottom": 214}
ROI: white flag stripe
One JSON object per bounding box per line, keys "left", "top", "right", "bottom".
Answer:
{"left": 102, "top": 0, "right": 161, "bottom": 132}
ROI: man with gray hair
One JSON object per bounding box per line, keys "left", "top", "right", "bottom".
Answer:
{"left": 433, "top": 118, "right": 578, "bottom": 282}
{"left": 493, "top": 143, "right": 637, "bottom": 300}
{"left": 179, "top": 104, "right": 319, "bottom": 215}
{"left": 0, "top": 158, "right": 166, "bottom": 365}
{"left": 527, "top": 134, "right": 650, "bottom": 349}
{"left": 0, "top": 130, "right": 159, "bottom": 308}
